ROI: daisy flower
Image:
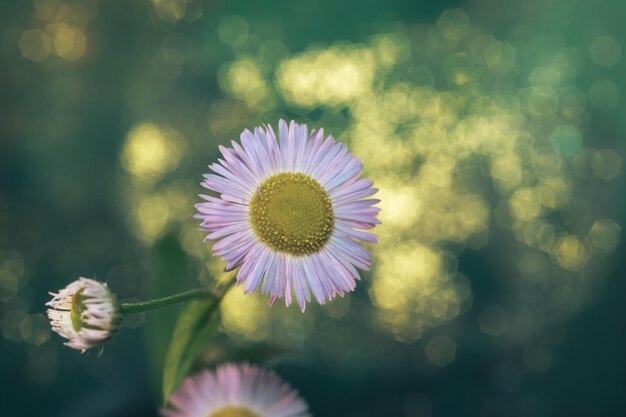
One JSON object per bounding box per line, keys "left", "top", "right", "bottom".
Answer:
{"left": 162, "top": 363, "right": 310, "bottom": 417}
{"left": 196, "top": 119, "right": 380, "bottom": 311}
{"left": 47, "top": 277, "right": 121, "bottom": 352}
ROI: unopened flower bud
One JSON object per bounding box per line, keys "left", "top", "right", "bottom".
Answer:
{"left": 47, "top": 277, "right": 121, "bottom": 352}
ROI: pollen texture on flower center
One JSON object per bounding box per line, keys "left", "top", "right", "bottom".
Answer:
{"left": 250, "top": 172, "right": 334, "bottom": 256}
{"left": 210, "top": 406, "right": 261, "bottom": 417}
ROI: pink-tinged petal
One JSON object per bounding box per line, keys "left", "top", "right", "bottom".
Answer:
{"left": 283, "top": 257, "right": 293, "bottom": 306}
{"left": 334, "top": 198, "right": 380, "bottom": 209}
{"left": 219, "top": 145, "right": 256, "bottom": 184}
{"left": 304, "top": 133, "right": 335, "bottom": 178}
{"left": 301, "top": 256, "right": 331, "bottom": 303}
{"left": 265, "top": 124, "right": 282, "bottom": 162}
{"left": 322, "top": 157, "right": 363, "bottom": 191}
{"left": 222, "top": 237, "right": 257, "bottom": 271}
{"left": 271, "top": 255, "right": 288, "bottom": 303}
{"left": 301, "top": 128, "right": 324, "bottom": 173}
{"left": 214, "top": 232, "right": 255, "bottom": 257}
{"left": 195, "top": 203, "right": 247, "bottom": 216}
{"left": 334, "top": 211, "right": 381, "bottom": 226}
{"left": 204, "top": 223, "right": 249, "bottom": 240}
{"left": 328, "top": 235, "right": 372, "bottom": 270}
{"left": 334, "top": 221, "right": 378, "bottom": 244}
{"left": 260, "top": 125, "right": 281, "bottom": 173}
{"left": 309, "top": 253, "right": 344, "bottom": 297}
{"left": 209, "top": 163, "right": 256, "bottom": 195}
{"left": 293, "top": 122, "right": 308, "bottom": 171}
{"left": 230, "top": 139, "right": 258, "bottom": 176}
{"left": 261, "top": 252, "right": 279, "bottom": 295}
{"left": 309, "top": 141, "right": 347, "bottom": 181}
{"left": 236, "top": 244, "right": 264, "bottom": 284}
{"left": 251, "top": 127, "right": 276, "bottom": 177}
{"left": 243, "top": 246, "right": 272, "bottom": 294}
{"left": 219, "top": 193, "right": 249, "bottom": 205}
{"left": 330, "top": 177, "right": 376, "bottom": 198}
{"left": 316, "top": 150, "right": 359, "bottom": 187}
{"left": 240, "top": 129, "right": 270, "bottom": 180}
{"left": 278, "top": 119, "right": 295, "bottom": 171}
{"left": 201, "top": 175, "right": 250, "bottom": 199}
{"left": 320, "top": 248, "right": 360, "bottom": 292}
{"left": 291, "top": 259, "right": 309, "bottom": 312}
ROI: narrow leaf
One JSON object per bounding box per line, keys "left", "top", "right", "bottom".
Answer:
{"left": 162, "top": 297, "right": 221, "bottom": 403}
{"left": 146, "top": 234, "right": 195, "bottom": 389}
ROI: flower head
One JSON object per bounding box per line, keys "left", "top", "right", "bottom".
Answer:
{"left": 196, "top": 120, "right": 380, "bottom": 311}
{"left": 47, "top": 277, "right": 121, "bottom": 352}
{"left": 162, "top": 363, "right": 310, "bottom": 417}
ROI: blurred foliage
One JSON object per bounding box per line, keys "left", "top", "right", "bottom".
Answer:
{"left": 162, "top": 292, "right": 221, "bottom": 403}
{"left": 1, "top": 0, "right": 625, "bottom": 416}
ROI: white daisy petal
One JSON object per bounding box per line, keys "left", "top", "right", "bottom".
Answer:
{"left": 330, "top": 178, "right": 377, "bottom": 202}
{"left": 319, "top": 247, "right": 359, "bottom": 291}
{"left": 303, "top": 133, "right": 335, "bottom": 178}
{"left": 209, "top": 163, "right": 256, "bottom": 196}
{"left": 334, "top": 220, "right": 379, "bottom": 244}
{"left": 291, "top": 259, "right": 308, "bottom": 312}
{"left": 301, "top": 128, "right": 324, "bottom": 173}
{"left": 218, "top": 145, "right": 256, "bottom": 184}
{"left": 309, "top": 141, "right": 346, "bottom": 182}
{"left": 261, "top": 252, "right": 279, "bottom": 295}
{"left": 243, "top": 246, "right": 272, "bottom": 294}
{"left": 271, "top": 255, "right": 288, "bottom": 304}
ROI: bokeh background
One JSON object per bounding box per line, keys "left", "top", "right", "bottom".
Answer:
{"left": 1, "top": 0, "right": 625, "bottom": 416}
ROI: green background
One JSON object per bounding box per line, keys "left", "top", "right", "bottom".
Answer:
{"left": 1, "top": 0, "right": 625, "bottom": 416}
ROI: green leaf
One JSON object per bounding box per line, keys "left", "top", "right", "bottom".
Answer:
{"left": 162, "top": 297, "right": 221, "bottom": 403}
{"left": 145, "top": 234, "right": 196, "bottom": 393}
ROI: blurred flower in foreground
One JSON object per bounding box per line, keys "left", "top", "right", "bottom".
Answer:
{"left": 162, "top": 363, "right": 310, "bottom": 417}
{"left": 46, "top": 278, "right": 121, "bottom": 352}
{"left": 196, "top": 120, "right": 380, "bottom": 311}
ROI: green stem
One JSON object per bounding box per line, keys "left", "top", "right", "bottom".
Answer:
{"left": 119, "top": 280, "right": 234, "bottom": 315}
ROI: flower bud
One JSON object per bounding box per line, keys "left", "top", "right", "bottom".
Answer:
{"left": 47, "top": 277, "right": 121, "bottom": 352}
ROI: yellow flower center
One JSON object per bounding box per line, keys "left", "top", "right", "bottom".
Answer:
{"left": 209, "top": 406, "right": 261, "bottom": 417}
{"left": 250, "top": 172, "right": 334, "bottom": 256}
{"left": 71, "top": 289, "right": 87, "bottom": 331}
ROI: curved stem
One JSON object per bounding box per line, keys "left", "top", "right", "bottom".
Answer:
{"left": 119, "top": 280, "right": 235, "bottom": 315}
